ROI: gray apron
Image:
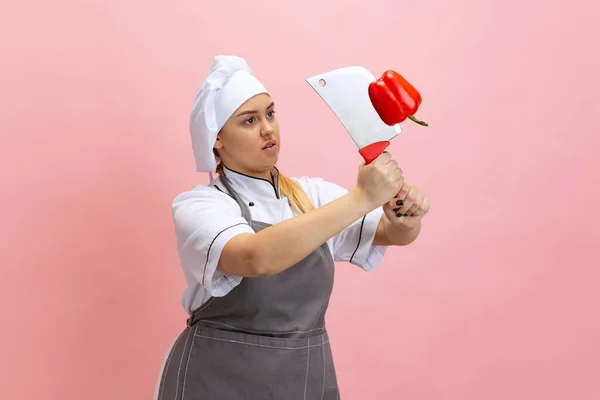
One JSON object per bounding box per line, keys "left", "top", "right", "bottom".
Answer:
{"left": 157, "top": 171, "right": 340, "bottom": 400}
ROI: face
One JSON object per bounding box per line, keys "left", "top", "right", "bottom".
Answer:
{"left": 214, "top": 93, "right": 280, "bottom": 179}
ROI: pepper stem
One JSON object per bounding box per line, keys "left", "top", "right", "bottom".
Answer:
{"left": 408, "top": 115, "right": 429, "bottom": 127}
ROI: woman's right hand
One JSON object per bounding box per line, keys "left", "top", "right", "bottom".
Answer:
{"left": 354, "top": 152, "right": 404, "bottom": 210}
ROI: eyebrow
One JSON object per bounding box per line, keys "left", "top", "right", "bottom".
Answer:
{"left": 235, "top": 102, "right": 275, "bottom": 117}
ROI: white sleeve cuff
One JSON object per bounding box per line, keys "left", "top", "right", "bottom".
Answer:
{"left": 182, "top": 222, "right": 254, "bottom": 298}
{"left": 349, "top": 207, "right": 388, "bottom": 271}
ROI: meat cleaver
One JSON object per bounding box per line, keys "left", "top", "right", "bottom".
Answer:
{"left": 306, "top": 66, "right": 402, "bottom": 164}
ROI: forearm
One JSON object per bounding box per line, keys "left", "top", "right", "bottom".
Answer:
{"left": 219, "top": 188, "right": 375, "bottom": 276}
{"left": 374, "top": 215, "right": 421, "bottom": 246}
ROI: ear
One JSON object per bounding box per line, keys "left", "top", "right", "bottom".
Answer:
{"left": 213, "top": 136, "right": 223, "bottom": 150}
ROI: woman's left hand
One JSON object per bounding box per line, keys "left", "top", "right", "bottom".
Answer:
{"left": 382, "top": 183, "right": 430, "bottom": 230}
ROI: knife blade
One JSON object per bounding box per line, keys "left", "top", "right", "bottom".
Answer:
{"left": 306, "top": 65, "right": 401, "bottom": 164}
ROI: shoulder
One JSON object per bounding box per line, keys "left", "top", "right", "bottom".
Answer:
{"left": 172, "top": 179, "right": 241, "bottom": 222}
{"left": 290, "top": 176, "right": 349, "bottom": 207}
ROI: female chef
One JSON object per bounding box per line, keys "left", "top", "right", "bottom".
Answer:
{"left": 155, "top": 55, "right": 430, "bottom": 400}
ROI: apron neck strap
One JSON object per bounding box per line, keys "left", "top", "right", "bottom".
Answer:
{"left": 219, "top": 170, "right": 253, "bottom": 225}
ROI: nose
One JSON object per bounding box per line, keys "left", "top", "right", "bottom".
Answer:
{"left": 260, "top": 120, "right": 275, "bottom": 137}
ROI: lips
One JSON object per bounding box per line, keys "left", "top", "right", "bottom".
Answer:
{"left": 262, "top": 140, "right": 277, "bottom": 150}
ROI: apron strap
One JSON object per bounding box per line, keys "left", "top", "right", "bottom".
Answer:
{"left": 219, "top": 170, "right": 253, "bottom": 225}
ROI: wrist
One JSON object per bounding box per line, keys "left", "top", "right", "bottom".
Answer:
{"left": 349, "top": 187, "right": 378, "bottom": 215}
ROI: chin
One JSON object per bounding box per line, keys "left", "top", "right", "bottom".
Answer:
{"left": 257, "top": 157, "right": 278, "bottom": 170}
{"left": 266, "top": 153, "right": 279, "bottom": 164}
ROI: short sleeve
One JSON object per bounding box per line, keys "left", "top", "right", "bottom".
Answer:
{"left": 302, "top": 178, "right": 387, "bottom": 271}
{"left": 171, "top": 186, "right": 255, "bottom": 297}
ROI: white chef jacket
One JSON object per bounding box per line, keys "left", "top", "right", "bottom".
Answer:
{"left": 172, "top": 167, "right": 387, "bottom": 313}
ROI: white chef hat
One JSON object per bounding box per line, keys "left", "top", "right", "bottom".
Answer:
{"left": 189, "top": 55, "right": 269, "bottom": 173}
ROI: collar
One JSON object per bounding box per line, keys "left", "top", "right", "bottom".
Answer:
{"left": 220, "top": 166, "right": 281, "bottom": 199}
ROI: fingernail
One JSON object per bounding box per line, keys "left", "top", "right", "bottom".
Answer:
{"left": 393, "top": 207, "right": 400, "bottom": 213}
{"left": 396, "top": 213, "right": 403, "bottom": 217}
{"left": 396, "top": 200, "right": 403, "bottom": 206}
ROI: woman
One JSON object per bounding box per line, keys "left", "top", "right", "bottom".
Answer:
{"left": 155, "top": 55, "right": 430, "bottom": 400}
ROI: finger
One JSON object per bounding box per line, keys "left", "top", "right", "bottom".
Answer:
{"left": 382, "top": 202, "right": 398, "bottom": 221}
{"left": 386, "top": 200, "right": 405, "bottom": 219}
{"left": 388, "top": 195, "right": 402, "bottom": 209}
{"left": 384, "top": 160, "right": 398, "bottom": 174}
{"left": 376, "top": 152, "right": 392, "bottom": 164}
{"left": 412, "top": 195, "right": 430, "bottom": 216}
{"left": 393, "top": 175, "right": 405, "bottom": 195}
{"left": 405, "top": 196, "right": 421, "bottom": 216}
{"left": 404, "top": 188, "right": 423, "bottom": 215}
{"left": 387, "top": 183, "right": 407, "bottom": 209}
{"left": 388, "top": 167, "right": 403, "bottom": 184}
{"left": 397, "top": 183, "right": 411, "bottom": 200}
{"left": 393, "top": 185, "right": 415, "bottom": 215}
{"left": 393, "top": 212, "right": 420, "bottom": 227}
{"left": 392, "top": 183, "right": 411, "bottom": 205}
{"left": 385, "top": 157, "right": 401, "bottom": 170}
{"left": 391, "top": 162, "right": 402, "bottom": 177}
{"left": 395, "top": 198, "right": 415, "bottom": 217}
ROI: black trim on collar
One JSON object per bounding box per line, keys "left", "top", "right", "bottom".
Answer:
{"left": 222, "top": 165, "right": 280, "bottom": 199}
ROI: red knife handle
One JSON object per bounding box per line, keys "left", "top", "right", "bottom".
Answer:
{"left": 358, "top": 141, "right": 390, "bottom": 164}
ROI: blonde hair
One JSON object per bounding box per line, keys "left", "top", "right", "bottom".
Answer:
{"left": 278, "top": 171, "right": 315, "bottom": 214}
{"left": 214, "top": 153, "right": 314, "bottom": 214}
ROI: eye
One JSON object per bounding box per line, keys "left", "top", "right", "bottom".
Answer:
{"left": 244, "top": 117, "right": 255, "bottom": 125}
{"left": 267, "top": 110, "right": 276, "bottom": 118}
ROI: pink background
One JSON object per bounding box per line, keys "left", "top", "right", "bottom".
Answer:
{"left": 1, "top": 0, "right": 599, "bottom": 399}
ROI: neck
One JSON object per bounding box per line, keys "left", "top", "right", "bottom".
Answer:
{"left": 222, "top": 164, "right": 274, "bottom": 183}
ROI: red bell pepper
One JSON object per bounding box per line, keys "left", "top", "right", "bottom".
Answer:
{"left": 368, "top": 70, "right": 428, "bottom": 127}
